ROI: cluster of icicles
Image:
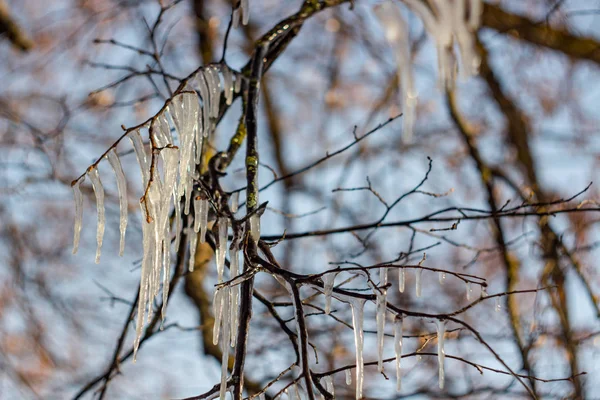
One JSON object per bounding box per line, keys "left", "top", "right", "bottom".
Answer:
{"left": 319, "top": 267, "right": 493, "bottom": 399}
{"left": 375, "top": 0, "right": 482, "bottom": 142}
{"left": 71, "top": 63, "right": 246, "bottom": 367}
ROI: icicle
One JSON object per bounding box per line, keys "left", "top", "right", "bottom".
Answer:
{"left": 415, "top": 268, "right": 422, "bottom": 297}
{"left": 107, "top": 150, "right": 128, "bottom": 256}
{"left": 195, "top": 107, "right": 204, "bottom": 164}
{"left": 211, "top": 66, "right": 222, "bottom": 118}
{"left": 232, "top": 6, "right": 240, "bottom": 29}
{"left": 375, "top": 1, "right": 417, "bottom": 142}
{"left": 290, "top": 384, "right": 300, "bottom": 400}
{"left": 230, "top": 191, "right": 239, "bottom": 213}
{"left": 222, "top": 66, "right": 234, "bottom": 106}
{"left": 324, "top": 376, "right": 334, "bottom": 398}
{"left": 188, "top": 216, "right": 198, "bottom": 272}
{"left": 184, "top": 176, "right": 193, "bottom": 215}
{"left": 345, "top": 369, "right": 352, "bottom": 385}
{"left": 234, "top": 73, "right": 242, "bottom": 93}
{"left": 376, "top": 287, "right": 387, "bottom": 373}
{"left": 194, "top": 196, "right": 202, "bottom": 233}
{"left": 468, "top": 0, "right": 483, "bottom": 31}
{"left": 195, "top": 72, "right": 211, "bottom": 137}
{"left": 216, "top": 218, "right": 228, "bottom": 283}
{"left": 199, "top": 197, "right": 209, "bottom": 243}
{"left": 436, "top": 319, "right": 446, "bottom": 389}
{"left": 495, "top": 296, "right": 501, "bottom": 312}
{"left": 157, "top": 147, "right": 179, "bottom": 239}
{"left": 203, "top": 68, "right": 218, "bottom": 118}
{"left": 174, "top": 194, "right": 182, "bottom": 249}
{"left": 87, "top": 167, "right": 105, "bottom": 264}
{"left": 258, "top": 394, "right": 265, "bottom": 400}
{"left": 466, "top": 281, "right": 472, "bottom": 301}
{"left": 394, "top": 315, "right": 403, "bottom": 392}
{"left": 481, "top": 286, "right": 487, "bottom": 298}
{"left": 439, "top": 271, "right": 446, "bottom": 284}
{"left": 230, "top": 245, "right": 240, "bottom": 347}
{"left": 241, "top": 0, "right": 249, "bottom": 25}
{"left": 172, "top": 94, "right": 196, "bottom": 210}
{"left": 213, "top": 288, "right": 224, "bottom": 345}
{"left": 128, "top": 129, "right": 150, "bottom": 186}
{"left": 147, "top": 180, "right": 163, "bottom": 318}
{"left": 322, "top": 272, "right": 338, "bottom": 315}
{"left": 71, "top": 176, "right": 84, "bottom": 254}
{"left": 250, "top": 214, "right": 260, "bottom": 243}
{"left": 220, "top": 286, "right": 231, "bottom": 400}
{"left": 134, "top": 201, "right": 153, "bottom": 361}
{"left": 350, "top": 299, "right": 366, "bottom": 400}
{"left": 398, "top": 267, "right": 405, "bottom": 293}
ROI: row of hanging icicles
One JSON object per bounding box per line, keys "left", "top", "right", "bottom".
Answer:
{"left": 69, "top": 0, "right": 486, "bottom": 398}
{"left": 316, "top": 266, "right": 499, "bottom": 400}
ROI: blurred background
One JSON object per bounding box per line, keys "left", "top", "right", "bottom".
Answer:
{"left": 1, "top": 0, "right": 600, "bottom": 398}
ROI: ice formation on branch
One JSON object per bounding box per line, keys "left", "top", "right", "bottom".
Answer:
{"left": 71, "top": 64, "right": 245, "bottom": 357}
{"left": 375, "top": 0, "right": 482, "bottom": 140}
{"left": 439, "top": 271, "right": 446, "bottom": 284}
{"left": 71, "top": 176, "right": 84, "bottom": 254}
{"left": 345, "top": 368, "right": 352, "bottom": 385}
{"left": 465, "top": 281, "right": 472, "bottom": 301}
{"left": 375, "top": 2, "right": 417, "bottom": 141}
{"left": 403, "top": 0, "right": 482, "bottom": 88}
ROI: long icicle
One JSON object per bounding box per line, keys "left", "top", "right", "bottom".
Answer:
{"left": 107, "top": 149, "right": 128, "bottom": 256}
{"left": 376, "top": 285, "right": 387, "bottom": 373}
{"left": 71, "top": 176, "right": 84, "bottom": 254}
{"left": 188, "top": 215, "right": 198, "bottom": 272}
{"left": 219, "top": 286, "right": 231, "bottom": 399}
{"left": 230, "top": 244, "right": 240, "bottom": 347}
{"left": 375, "top": 1, "right": 417, "bottom": 142}
{"left": 213, "top": 288, "right": 224, "bottom": 345}
{"left": 134, "top": 200, "right": 153, "bottom": 361}
{"left": 350, "top": 298, "right": 366, "bottom": 400}
{"left": 216, "top": 217, "right": 228, "bottom": 282}
{"left": 437, "top": 319, "right": 446, "bottom": 389}
{"left": 199, "top": 196, "right": 209, "bottom": 243}
{"left": 394, "top": 315, "right": 403, "bottom": 392}
{"left": 128, "top": 129, "right": 150, "bottom": 187}
{"left": 87, "top": 167, "right": 105, "bottom": 264}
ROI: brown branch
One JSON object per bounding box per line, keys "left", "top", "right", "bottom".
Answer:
{"left": 0, "top": 0, "right": 33, "bottom": 52}
{"left": 482, "top": 3, "right": 600, "bottom": 66}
